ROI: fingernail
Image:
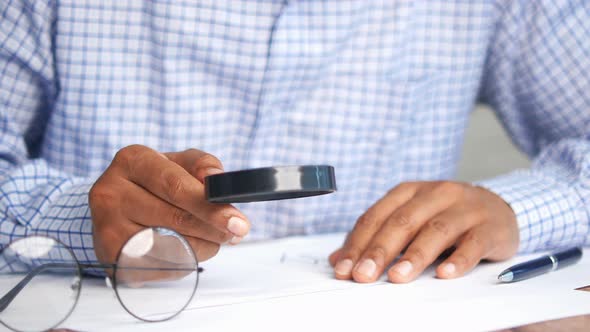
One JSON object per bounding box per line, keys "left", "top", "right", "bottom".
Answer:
{"left": 442, "top": 263, "right": 456, "bottom": 276}
{"left": 392, "top": 260, "right": 413, "bottom": 277}
{"left": 229, "top": 236, "right": 243, "bottom": 245}
{"left": 356, "top": 259, "right": 377, "bottom": 278}
{"left": 205, "top": 168, "right": 223, "bottom": 176}
{"left": 334, "top": 259, "right": 353, "bottom": 276}
{"left": 227, "top": 216, "right": 248, "bottom": 236}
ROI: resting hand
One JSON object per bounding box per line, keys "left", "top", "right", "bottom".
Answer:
{"left": 329, "top": 181, "right": 519, "bottom": 283}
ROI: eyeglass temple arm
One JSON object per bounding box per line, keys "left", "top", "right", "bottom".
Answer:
{"left": 0, "top": 262, "right": 90, "bottom": 312}
{"left": 0, "top": 263, "right": 204, "bottom": 312}
{"left": 79, "top": 264, "right": 204, "bottom": 273}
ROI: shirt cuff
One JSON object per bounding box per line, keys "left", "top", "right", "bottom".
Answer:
{"left": 476, "top": 169, "right": 588, "bottom": 253}
{"left": 35, "top": 182, "right": 98, "bottom": 265}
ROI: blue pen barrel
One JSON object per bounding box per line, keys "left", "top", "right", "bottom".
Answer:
{"left": 499, "top": 247, "right": 583, "bottom": 283}
{"left": 507, "top": 256, "right": 555, "bottom": 280}
{"left": 553, "top": 247, "right": 584, "bottom": 269}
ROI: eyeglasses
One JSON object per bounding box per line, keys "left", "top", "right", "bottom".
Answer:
{"left": 0, "top": 227, "right": 203, "bottom": 332}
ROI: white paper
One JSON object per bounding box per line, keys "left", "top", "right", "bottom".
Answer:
{"left": 6, "top": 232, "right": 590, "bottom": 332}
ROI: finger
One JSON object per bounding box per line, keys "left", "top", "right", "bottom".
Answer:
{"left": 334, "top": 183, "right": 417, "bottom": 279}
{"left": 351, "top": 183, "right": 460, "bottom": 283}
{"left": 163, "top": 149, "right": 247, "bottom": 242}
{"left": 329, "top": 232, "right": 353, "bottom": 266}
{"left": 120, "top": 232, "right": 220, "bottom": 270}
{"left": 120, "top": 180, "right": 233, "bottom": 244}
{"left": 89, "top": 179, "right": 146, "bottom": 265}
{"left": 117, "top": 230, "right": 202, "bottom": 285}
{"left": 329, "top": 248, "right": 343, "bottom": 267}
{"left": 387, "top": 210, "right": 478, "bottom": 283}
{"left": 113, "top": 145, "right": 250, "bottom": 237}
{"left": 436, "top": 226, "right": 493, "bottom": 279}
{"left": 183, "top": 236, "right": 220, "bottom": 262}
{"left": 94, "top": 220, "right": 144, "bottom": 268}
{"left": 164, "top": 149, "right": 224, "bottom": 183}
{"left": 115, "top": 235, "right": 217, "bottom": 286}
{"left": 115, "top": 255, "right": 194, "bottom": 286}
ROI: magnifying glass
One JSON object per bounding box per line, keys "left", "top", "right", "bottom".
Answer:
{"left": 204, "top": 165, "right": 337, "bottom": 203}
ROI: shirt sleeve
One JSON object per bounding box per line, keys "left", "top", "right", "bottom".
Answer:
{"left": 476, "top": 0, "right": 590, "bottom": 253}
{"left": 0, "top": 0, "right": 97, "bottom": 264}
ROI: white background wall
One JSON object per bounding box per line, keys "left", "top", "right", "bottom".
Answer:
{"left": 456, "top": 105, "right": 530, "bottom": 182}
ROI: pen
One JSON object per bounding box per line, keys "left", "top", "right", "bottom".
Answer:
{"left": 498, "top": 247, "right": 583, "bottom": 283}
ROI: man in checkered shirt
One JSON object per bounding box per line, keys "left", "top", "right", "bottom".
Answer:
{"left": 1, "top": 0, "right": 589, "bottom": 283}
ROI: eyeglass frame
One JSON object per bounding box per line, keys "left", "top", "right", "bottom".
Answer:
{"left": 0, "top": 227, "right": 204, "bottom": 332}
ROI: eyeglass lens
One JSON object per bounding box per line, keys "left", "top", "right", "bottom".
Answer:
{"left": 0, "top": 227, "right": 199, "bottom": 331}
{"left": 114, "top": 227, "right": 199, "bottom": 322}
{"left": 0, "top": 236, "right": 81, "bottom": 332}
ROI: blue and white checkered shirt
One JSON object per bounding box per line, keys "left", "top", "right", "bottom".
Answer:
{"left": 1, "top": 0, "right": 589, "bottom": 264}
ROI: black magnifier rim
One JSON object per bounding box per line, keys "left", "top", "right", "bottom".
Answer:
{"left": 112, "top": 227, "right": 199, "bottom": 323}
{"left": 205, "top": 165, "right": 337, "bottom": 203}
{"left": 0, "top": 235, "right": 82, "bottom": 332}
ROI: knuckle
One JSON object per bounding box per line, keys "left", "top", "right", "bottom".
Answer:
{"left": 465, "top": 232, "right": 484, "bottom": 248}
{"left": 114, "top": 144, "right": 145, "bottom": 165}
{"left": 89, "top": 184, "right": 119, "bottom": 210}
{"left": 427, "top": 219, "right": 451, "bottom": 237}
{"left": 342, "top": 247, "right": 363, "bottom": 261}
{"left": 356, "top": 210, "right": 378, "bottom": 228}
{"left": 405, "top": 247, "right": 427, "bottom": 264}
{"left": 367, "top": 245, "right": 387, "bottom": 260}
{"left": 194, "top": 152, "right": 222, "bottom": 169}
{"left": 436, "top": 181, "right": 464, "bottom": 197}
{"left": 162, "top": 170, "right": 186, "bottom": 202}
{"left": 183, "top": 148, "right": 200, "bottom": 155}
{"left": 171, "top": 208, "right": 193, "bottom": 228}
{"left": 391, "top": 213, "right": 415, "bottom": 228}
{"left": 452, "top": 253, "right": 471, "bottom": 268}
{"left": 470, "top": 209, "right": 488, "bottom": 225}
